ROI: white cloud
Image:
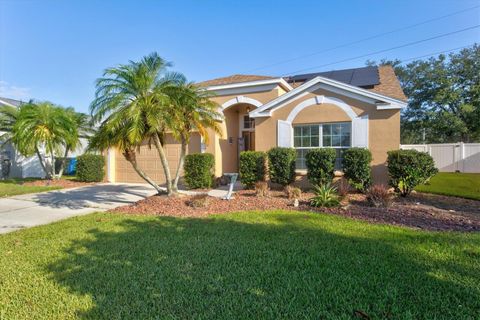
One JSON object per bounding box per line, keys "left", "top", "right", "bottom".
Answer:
{"left": 0, "top": 81, "right": 31, "bottom": 100}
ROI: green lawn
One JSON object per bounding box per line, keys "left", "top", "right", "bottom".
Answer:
{"left": 0, "top": 211, "right": 479, "bottom": 319}
{"left": 416, "top": 172, "right": 480, "bottom": 200}
{"left": 0, "top": 179, "right": 62, "bottom": 198}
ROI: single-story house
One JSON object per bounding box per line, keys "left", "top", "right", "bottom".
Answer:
{"left": 106, "top": 65, "right": 407, "bottom": 185}
{"left": 0, "top": 97, "right": 40, "bottom": 178}
{"left": 0, "top": 96, "right": 88, "bottom": 178}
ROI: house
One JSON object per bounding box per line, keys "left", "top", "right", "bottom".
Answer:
{"left": 0, "top": 97, "right": 88, "bottom": 178}
{"left": 0, "top": 96, "right": 38, "bottom": 178}
{"left": 107, "top": 65, "right": 407, "bottom": 185}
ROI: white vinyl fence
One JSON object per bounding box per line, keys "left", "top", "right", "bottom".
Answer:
{"left": 400, "top": 143, "right": 480, "bottom": 173}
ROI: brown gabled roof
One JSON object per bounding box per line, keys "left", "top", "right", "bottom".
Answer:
{"left": 197, "top": 74, "right": 275, "bottom": 87}
{"left": 197, "top": 66, "right": 407, "bottom": 102}
{"left": 368, "top": 65, "right": 407, "bottom": 101}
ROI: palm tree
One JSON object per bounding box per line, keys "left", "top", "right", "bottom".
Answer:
{"left": 88, "top": 118, "right": 165, "bottom": 191}
{"left": 165, "top": 81, "right": 222, "bottom": 192}
{"left": 0, "top": 104, "right": 18, "bottom": 133}
{"left": 89, "top": 52, "right": 182, "bottom": 195}
{"left": 56, "top": 108, "right": 95, "bottom": 178}
{"left": 5, "top": 102, "right": 77, "bottom": 179}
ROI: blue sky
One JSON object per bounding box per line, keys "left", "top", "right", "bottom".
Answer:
{"left": 1, "top": 0, "right": 479, "bottom": 113}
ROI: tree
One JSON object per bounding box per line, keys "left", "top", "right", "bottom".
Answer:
{"left": 367, "top": 44, "right": 480, "bottom": 143}
{"left": 1, "top": 102, "right": 77, "bottom": 179}
{"left": 57, "top": 108, "right": 94, "bottom": 178}
{"left": 89, "top": 52, "right": 184, "bottom": 195}
{"left": 164, "top": 80, "right": 222, "bottom": 192}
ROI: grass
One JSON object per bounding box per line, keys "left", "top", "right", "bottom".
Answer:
{"left": 416, "top": 172, "right": 480, "bottom": 200}
{"left": 0, "top": 211, "right": 479, "bottom": 319}
{"left": 0, "top": 178, "right": 61, "bottom": 198}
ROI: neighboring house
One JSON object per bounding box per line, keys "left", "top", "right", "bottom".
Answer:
{"left": 0, "top": 97, "right": 37, "bottom": 178}
{"left": 0, "top": 97, "right": 88, "bottom": 178}
{"left": 106, "top": 65, "right": 407, "bottom": 185}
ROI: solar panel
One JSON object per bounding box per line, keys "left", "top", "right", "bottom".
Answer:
{"left": 286, "top": 66, "right": 380, "bottom": 87}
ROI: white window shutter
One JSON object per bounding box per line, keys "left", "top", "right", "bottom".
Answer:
{"left": 277, "top": 120, "right": 293, "bottom": 147}
{"left": 352, "top": 115, "right": 369, "bottom": 148}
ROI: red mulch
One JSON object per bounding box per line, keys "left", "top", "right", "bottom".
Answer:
{"left": 22, "top": 179, "right": 96, "bottom": 189}
{"left": 110, "top": 190, "right": 480, "bottom": 232}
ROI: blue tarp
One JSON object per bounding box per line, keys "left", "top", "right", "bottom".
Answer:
{"left": 66, "top": 158, "right": 77, "bottom": 175}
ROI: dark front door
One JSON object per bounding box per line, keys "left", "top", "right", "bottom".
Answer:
{"left": 242, "top": 131, "right": 255, "bottom": 151}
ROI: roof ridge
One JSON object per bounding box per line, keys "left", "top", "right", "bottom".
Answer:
{"left": 197, "top": 74, "right": 276, "bottom": 87}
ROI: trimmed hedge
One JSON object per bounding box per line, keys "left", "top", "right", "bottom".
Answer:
{"left": 387, "top": 149, "right": 438, "bottom": 197}
{"left": 342, "top": 148, "right": 372, "bottom": 191}
{"left": 184, "top": 153, "right": 215, "bottom": 189}
{"left": 76, "top": 154, "right": 105, "bottom": 182}
{"left": 305, "top": 148, "right": 336, "bottom": 186}
{"left": 267, "top": 147, "right": 296, "bottom": 186}
{"left": 239, "top": 151, "right": 267, "bottom": 188}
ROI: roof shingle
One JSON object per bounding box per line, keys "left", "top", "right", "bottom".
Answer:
{"left": 197, "top": 74, "right": 275, "bottom": 87}
{"left": 197, "top": 66, "right": 407, "bottom": 101}
{"left": 368, "top": 65, "right": 407, "bottom": 101}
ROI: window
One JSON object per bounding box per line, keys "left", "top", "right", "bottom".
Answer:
{"left": 243, "top": 115, "right": 255, "bottom": 129}
{"left": 293, "top": 122, "right": 351, "bottom": 170}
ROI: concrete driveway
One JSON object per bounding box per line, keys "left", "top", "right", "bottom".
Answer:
{"left": 0, "top": 183, "right": 157, "bottom": 234}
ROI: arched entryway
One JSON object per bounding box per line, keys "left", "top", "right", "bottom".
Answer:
{"left": 220, "top": 96, "right": 262, "bottom": 172}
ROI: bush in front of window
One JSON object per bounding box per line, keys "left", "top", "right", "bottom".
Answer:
{"left": 342, "top": 148, "right": 372, "bottom": 192}
{"left": 184, "top": 153, "right": 215, "bottom": 189}
{"left": 305, "top": 148, "right": 336, "bottom": 186}
{"left": 267, "top": 147, "right": 296, "bottom": 186}
{"left": 387, "top": 149, "right": 438, "bottom": 197}
{"left": 239, "top": 151, "right": 267, "bottom": 188}
{"left": 76, "top": 154, "right": 105, "bottom": 182}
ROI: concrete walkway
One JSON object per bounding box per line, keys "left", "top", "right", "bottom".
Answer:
{"left": 207, "top": 181, "right": 244, "bottom": 198}
{"left": 0, "top": 183, "right": 157, "bottom": 234}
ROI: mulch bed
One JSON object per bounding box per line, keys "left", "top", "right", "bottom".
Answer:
{"left": 22, "top": 179, "right": 96, "bottom": 189}
{"left": 110, "top": 189, "right": 480, "bottom": 232}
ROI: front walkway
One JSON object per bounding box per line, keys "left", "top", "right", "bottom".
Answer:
{"left": 207, "top": 181, "right": 244, "bottom": 198}
{"left": 0, "top": 183, "right": 157, "bottom": 234}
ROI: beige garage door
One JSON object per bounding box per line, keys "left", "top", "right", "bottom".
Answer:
{"left": 115, "top": 133, "right": 201, "bottom": 184}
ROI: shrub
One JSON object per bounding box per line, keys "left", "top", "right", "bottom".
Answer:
{"left": 186, "top": 194, "right": 211, "bottom": 208}
{"left": 305, "top": 148, "right": 336, "bottom": 186}
{"left": 255, "top": 181, "right": 269, "bottom": 198}
{"left": 76, "top": 154, "right": 105, "bottom": 182}
{"left": 184, "top": 153, "right": 215, "bottom": 189}
{"left": 267, "top": 147, "right": 296, "bottom": 186}
{"left": 366, "top": 184, "right": 393, "bottom": 208}
{"left": 285, "top": 185, "right": 302, "bottom": 200}
{"left": 387, "top": 150, "right": 438, "bottom": 197}
{"left": 342, "top": 148, "right": 372, "bottom": 191}
{"left": 310, "top": 183, "right": 340, "bottom": 208}
{"left": 239, "top": 151, "right": 267, "bottom": 188}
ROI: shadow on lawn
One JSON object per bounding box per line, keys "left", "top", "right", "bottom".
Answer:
{"left": 46, "top": 213, "right": 480, "bottom": 319}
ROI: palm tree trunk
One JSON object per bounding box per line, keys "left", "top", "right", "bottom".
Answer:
{"left": 152, "top": 133, "right": 174, "bottom": 195}
{"left": 35, "top": 146, "right": 51, "bottom": 179}
{"left": 57, "top": 146, "right": 70, "bottom": 179}
{"left": 50, "top": 150, "right": 56, "bottom": 180}
{"left": 172, "top": 135, "right": 187, "bottom": 192}
{"left": 123, "top": 149, "right": 164, "bottom": 194}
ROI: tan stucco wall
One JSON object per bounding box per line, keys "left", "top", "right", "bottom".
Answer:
{"left": 292, "top": 104, "right": 351, "bottom": 124}
{"left": 206, "top": 86, "right": 285, "bottom": 176}
{"left": 205, "top": 84, "right": 399, "bottom": 184}
{"left": 253, "top": 87, "right": 400, "bottom": 184}
{"left": 208, "top": 87, "right": 285, "bottom": 107}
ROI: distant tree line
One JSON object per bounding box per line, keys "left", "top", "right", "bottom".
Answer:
{"left": 367, "top": 44, "right": 480, "bottom": 144}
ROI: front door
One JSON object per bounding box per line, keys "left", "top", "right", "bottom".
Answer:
{"left": 242, "top": 131, "right": 255, "bottom": 151}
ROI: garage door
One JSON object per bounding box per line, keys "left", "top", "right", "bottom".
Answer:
{"left": 115, "top": 133, "right": 201, "bottom": 184}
